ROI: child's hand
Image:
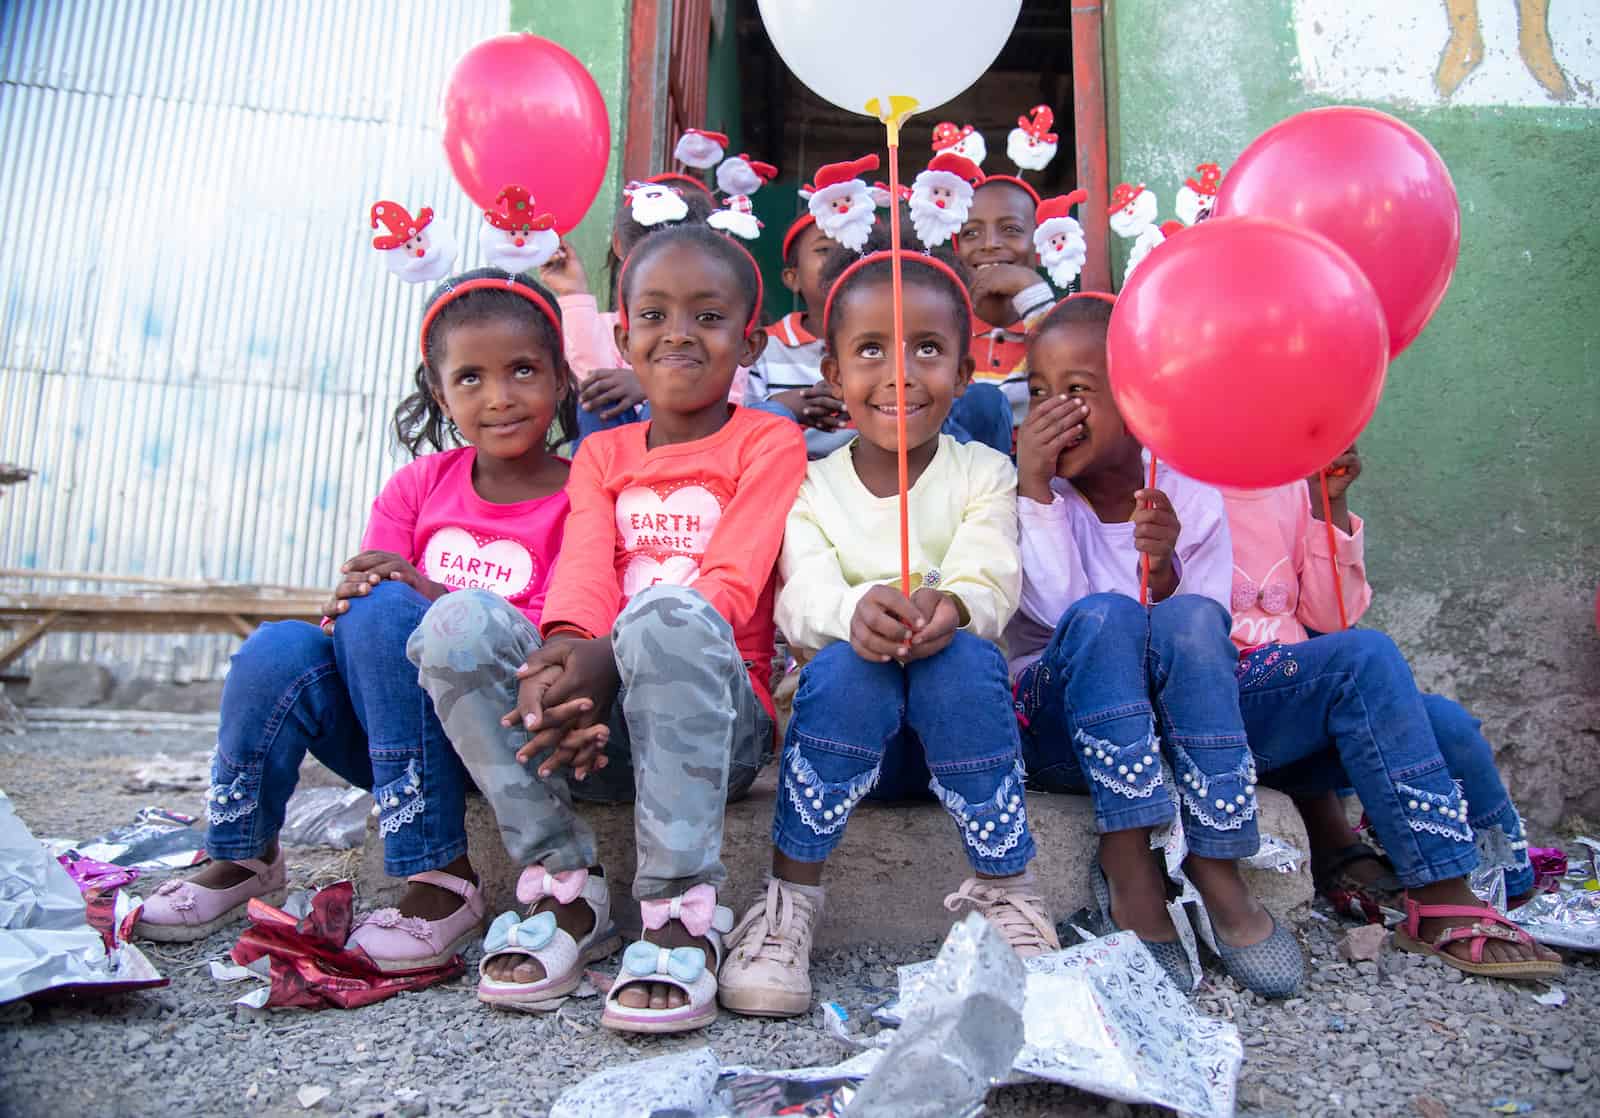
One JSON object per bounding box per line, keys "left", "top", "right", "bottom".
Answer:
{"left": 504, "top": 636, "right": 620, "bottom": 779}
{"left": 1132, "top": 488, "right": 1181, "bottom": 598}
{"left": 1307, "top": 445, "right": 1359, "bottom": 532}
{"left": 850, "top": 584, "right": 925, "bottom": 663}
{"left": 1015, "top": 395, "right": 1087, "bottom": 503}
{"left": 538, "top": 239, "right": 590, "bottom": 298}
{"left": 773, "top": 382, "right": 847, "bottom": 431}
{"left": 1307, "top": 446, "right": 1361, "bottom": 502}
{"left": 580, "top": 368, "right": 646, "bottom": 420}
{"left": 321, "top": 550, "right": 444, "bottom": 628}
{"left": 969, "top": 263, "right": 1044, "bottom": 308}
{"left": 903, "top": 588, "right": 961, "bottom": 661}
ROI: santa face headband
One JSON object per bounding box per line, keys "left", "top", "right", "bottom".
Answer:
{"left": 418, "top": 278, "right": 563, "bottom": 365}
{"left": 821, "top": 250, "right": 976, "bottom": 340}
{"left": 615, "top": 234, "right": 766, "bottom": 339}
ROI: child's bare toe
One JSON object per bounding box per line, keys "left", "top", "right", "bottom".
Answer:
{"left": 616, "top": 983, "right": 650, "bottom": 1009}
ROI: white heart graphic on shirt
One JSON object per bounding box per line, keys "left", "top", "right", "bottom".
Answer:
{"left": 622, "top": 553, "right": 703, "bottom": 598}
{"left": 422, "top": 527, "right": 535, "bottom": 599}
{"left": 615, "top": 484, "right": 722, "bottom": 558}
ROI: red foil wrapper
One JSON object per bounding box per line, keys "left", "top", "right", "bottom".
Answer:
{"left": 230, "top": 881, "right": 464, "bottom": 1010}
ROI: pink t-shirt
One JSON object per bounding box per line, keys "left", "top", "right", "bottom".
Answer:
{"left": 1219, "top": 483, "right": 1369, "bottom": 650}
{"left": 361, "top": 447, "right": 570, "bottom": 624}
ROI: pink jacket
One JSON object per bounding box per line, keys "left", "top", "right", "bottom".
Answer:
{"left": 1220, "top": 483, "right": 1370, "bottom": 650}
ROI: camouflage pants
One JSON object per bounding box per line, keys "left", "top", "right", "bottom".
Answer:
{"left": 406, "top": 585, "right": 768, "bottom": 900}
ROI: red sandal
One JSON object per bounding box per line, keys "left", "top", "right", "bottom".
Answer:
{"left": 1393, "top": 898, "right": 1562, "bottom": 980}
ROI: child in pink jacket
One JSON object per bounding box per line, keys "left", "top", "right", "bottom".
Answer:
{"left": 1222, "top": 449, "right": 1560, "bottom": 982}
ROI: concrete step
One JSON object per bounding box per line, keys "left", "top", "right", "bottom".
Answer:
{"left": 356, "top": 767, "right": 1312, "bottom": 947}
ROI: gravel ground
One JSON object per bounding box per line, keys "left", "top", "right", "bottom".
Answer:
{"left": 2, "top": 723, "right": 1598, "bottom": 1118}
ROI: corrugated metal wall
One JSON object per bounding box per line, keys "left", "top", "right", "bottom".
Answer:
{"left": 0, "top": 0, "right": 509, "bottom": 680}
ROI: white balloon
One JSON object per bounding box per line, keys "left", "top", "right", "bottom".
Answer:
{"left": 757, "top": 0, "right": 1022, "bottom": 116}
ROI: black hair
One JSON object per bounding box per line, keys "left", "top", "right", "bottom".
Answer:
{"left": 1029, "top": 295, "right": 1113, "bottom": 354}
{"left": 818, "top": 218, "right": 974, "bottom": 360}
{"left": 972, "top": 177, "right": 1040, "bottom": 217}
{"left": 605, "top": 186, "right": 717, "bottom": 299}
{"left": 392, "top": 268, "right": 578, "bottom": 457}
{"left": 617, "top": 221, "right": 763, "bottom": 329}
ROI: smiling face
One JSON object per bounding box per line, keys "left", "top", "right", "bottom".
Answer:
{"left": 616, "top": 240, "right": 764, "bottom": 421}
{"left": 958, "top": 181, "right": 1037, "bottom": 270}
{"left": 822, "top": 276, "right": 973, "bottom": 456}
{"left": 1026, "top": 318, "right": 1131, "bottom": 479}
{"left": 433, "top": 315, "right": 565, "bottom": 463}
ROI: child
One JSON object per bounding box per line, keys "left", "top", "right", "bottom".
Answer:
{"left": 956, "top": 177, "right": 1057, "bottom": 428}
{"left": 408, "top": 223, "right": 807, "bottom": 1031}
{"left": 537, "top": 180, "right": 752, "bottom": 438}
{"left": 1007, "top": 296, "right": 1302, "bottom": 997}
{"left": 1222, "top": 455, "right": 1561, "bottom": 979}
{"left": 751, "top": 204, "right": 1013, "bottom": 458}
{"left": 136, "top": 269, "right": 577, "bottom": 971}
{"left": 719, "top": 247, "right": 1050, "bottom": 1019}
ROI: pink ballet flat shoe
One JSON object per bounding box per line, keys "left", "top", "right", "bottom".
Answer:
{"left": 133, "top": 855, "right": 287, "bottom": 943}
{"left": 346, "top": 870, "right": 486, "bottom": 972}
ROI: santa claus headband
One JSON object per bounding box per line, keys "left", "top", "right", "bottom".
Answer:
{"left": 782, "top": 214, "right": 817, "bottom": 261}
{"left": 371, "top": 201, "right": 434, "bottom": 248}
{"left": 615, "top": 231, "right": 766, "bottom": 338}
{"left": 648, "top": 172, "right": 716, "bottom": 200}
{"left": 821, "top": 250, "right": 975, "bottom": 338}
{"left": 418, "top": 277, "right": 563, "bottom": 364}
{"left": 976, "top": 174, "right": 1042, "bottom": 207}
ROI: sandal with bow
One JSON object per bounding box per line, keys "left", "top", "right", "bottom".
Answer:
{"left": 477, "top": 865, "right": 621, "bottom": 1011}
{"left": 1393, "top": 898, "right": 1562, "bottom": 980}
{"left": 601, "top": 883, "right": 734, "bottom": 1034}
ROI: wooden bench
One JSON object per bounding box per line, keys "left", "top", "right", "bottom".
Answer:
{"left": 0, "top": 569, "right": 323, "bottom": 670}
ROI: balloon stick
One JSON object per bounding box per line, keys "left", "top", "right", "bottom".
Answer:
{"left": 1139, "top": 454, "right": 1156, "bottom": 606}
{"left": 869, "top": 95, "right": 920, "bottom": 595}
{"left": 1318, "top": 468, "right": 1350, "bottom": 630}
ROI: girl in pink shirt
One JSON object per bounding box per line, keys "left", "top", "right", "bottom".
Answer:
{"left": 1223, "top": 455, "right": 1560, "bottom": 981}
{"left": 137, "top": 269, "right": 576, "bottom": 973}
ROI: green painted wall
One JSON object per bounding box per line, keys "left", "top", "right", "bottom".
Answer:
{"left": 509, "top": 0, "right": 631, "bottom": 296}
{"left": 1106, "top": 1, "right": 1600, "bottom": 825}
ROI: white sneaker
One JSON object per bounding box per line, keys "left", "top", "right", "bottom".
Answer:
{"left": 718, "top": 877, "right": 823, "bottom": 1017}
{"left": 943, "top": 876, "right": 1060, "bottom": 958}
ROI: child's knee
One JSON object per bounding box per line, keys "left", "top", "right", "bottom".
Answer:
{"left": 1060, "top": 591, "right": 1146, "bottom": 642}
{"left": 1148, "top": 595, "right": 1231, "bottom": 659}
{"left": 406, "top": 589, "right": 522, "bottom": 673}
{"left": 332, "top": 580, "right": 419, "bottom": 646}
{"left": 226, "top": 620, "right": 328, "bottom": 693}
{"left": 612, "top": 584, "right": 733, "bottom": 668}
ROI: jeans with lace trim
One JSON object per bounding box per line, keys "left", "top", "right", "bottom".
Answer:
{"left": 773, "top": 632, "right": 1035, "bottom": 876}
{"left": 1016, "top": 592, "right": 1261, "bottom": 860}
{"left": 205, "top": 581, "right": 468, "bottom": 877}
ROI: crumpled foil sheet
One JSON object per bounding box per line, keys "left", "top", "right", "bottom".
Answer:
{"left": 881, "top": 932, "right": 1241, "bottom": 1118}
{"left": 548, "top": 1046, "right": 722, "bottom": 1118}
{"left": 1506, "top": 837, "right": 1600, "bottom": 952}
{"left": 848, "top": 912, "right": 1025, "bottom": 1118}
{"left": 0, "top": 790, "right": 165, "bottom": 1003}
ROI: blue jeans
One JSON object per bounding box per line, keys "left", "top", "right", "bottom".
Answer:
{"left": 1234, "top": 631, "right": 1531, "bottom": 892}
{"left": 1015, "top": 593, "right": 1260, "bottom": 859}
{"left": 946, "top": 383, "right": 1013, "bottom": 457}
{"left": 774, "top": 632, "right": 1035, "bottom": 875}
{"left": 205, "top": 581, "right": 468, "bottom": 876}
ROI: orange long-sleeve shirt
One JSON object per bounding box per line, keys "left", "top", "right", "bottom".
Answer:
{"left": 539, "top": 407, "right": 807, "bottom": 716}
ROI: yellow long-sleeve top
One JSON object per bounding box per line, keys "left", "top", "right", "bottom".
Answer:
{"left": 775, "top": 435, "right": 1021, "bottom": 654}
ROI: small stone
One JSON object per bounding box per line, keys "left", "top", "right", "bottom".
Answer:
{"left": 297, "top": 1085, "right": 332, "bottom": 1109}
{"left": 1338, "top": 924, "right": 1389, "bottom": 962}
{"left": 1538, "top": 1051, "right": 1575, "bottom": 1073}
{"left": 1414, "top": 1095, "right": 1449, "bottom": 1118}
{"left": 123, "top": 1028, "right": 152, "bottom": 1050}
{"left": 1359, "top": 1061, "right": 1382, "bottom": 1079}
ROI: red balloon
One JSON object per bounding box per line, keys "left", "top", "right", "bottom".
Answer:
{"left": 1108, "top": 217, "right": 1389, "bottom": 490}
{"left": 1213, "top": 107, "right": 1459, "bottom": 358}
{"left": 442, "top": 34, "right": 611, "bottom": 235}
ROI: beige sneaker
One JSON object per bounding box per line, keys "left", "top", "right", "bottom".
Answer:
{"left": 718, "top": 877, "right": 823, "bottom": 1017}
{"left": 943, "top": 876, "right": 1060, "bottom": 958}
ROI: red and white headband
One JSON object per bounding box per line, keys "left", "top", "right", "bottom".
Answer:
{"left": 821, "top": 250, "right": 975, "bottom": 338}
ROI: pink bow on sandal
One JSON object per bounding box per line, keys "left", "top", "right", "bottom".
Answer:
{"left": 517, "top": 866, "right": 588, "bottom": 906}
{"left": 641, "top": 883, "right": 718, "bottom": 937}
